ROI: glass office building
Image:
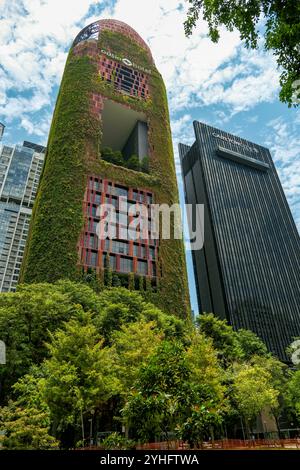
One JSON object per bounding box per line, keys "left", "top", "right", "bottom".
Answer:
{"left": 179, "top": 121, "right": 300, "bottom": 360}
{"left": 0, "top": 140, "right": 45, "bottom": 291}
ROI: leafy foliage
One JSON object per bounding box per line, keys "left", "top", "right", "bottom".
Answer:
{"left": 0, "top": 283, "right": 81, "bottom": 400}
{"left": 101, "top": 147, "right": 149, "bottom": 173}
{"left": 100, "top": 432, "right": 135, "bottom": 450}
{"left": 111, "top": 320, "right": 163, "bottom": 393}
{"left": 43, "top": 313, "right": 120, "bottom": 431}
{"left": 184, "top": 0, "right": 300, "bottom": 106}
{"left": 0, "top": 402, "right": 59, "bottom": 450}
{"left": 123, "top": 339, "right": 226, "bottom": 446}
{"left": 232, "top": 362, "right": 279, "bottom": 433}
{"left": 285, "top": 370, "right": 300, "bottom": 423}
{"left": 197, "top": 313, "right": 270, "bottom": 364}
{"left": 0, "top": 282, "right": 295, "bottom": 448}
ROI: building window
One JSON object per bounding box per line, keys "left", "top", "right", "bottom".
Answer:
{"left": 133, "top": 243, "right": 139, "bottom": 257}
{"left": 151, "top": 262, "right": 156, "bottom": 277}
{"left": 114, "top": 185, "right": 128, "bottom": 198}
{"left": 109, "top": 254, "right": 116, "bottom": 270}
{"left": 89, "top": 219, "right": 98, "bottom": 233}
{"left": 104, "top": 238, "right": 110, "bottom": 251}
{"left": 99, "top": 60, "right": 149, "bottom": 100}
{"left": 120, "top": 256, "right": 133, "bottom": 273}
{"left": 140, "top": 245, "right": 146, "bottom": 258}
{"left": 89, "top": 178, "right": 101, "bottom": 191}
{"left": 111, "top": 197, "right": 118, "bottom": 208}
{"left": 94, "top": 193, "right": 101, "bottom": 205}
{"left": 73, "top": 21, "right": 101, "bottom": 46}
{"left": 90, "top": 251, "right": 98, "bottom": 266}
{"left": 91, "top": 205, "right": 97, "bottom": 217}
{"left": 137, "top": 260, "right": 148, "bottom": 275}
{"left": 112, "top": 240, "right": 129, "bottom": 255}
{"left": 85, "top": 250, "right": 98, "bottom": 266}
{"left": 147, "top": 193, "right": 153, "bottom": 204}
{"left": 89, "top": 234, "right": 97, "bottom": 249}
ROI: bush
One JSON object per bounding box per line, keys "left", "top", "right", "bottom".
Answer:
{"left": 100, "top": 432, "right": 135, "bottom": 450}
{"left": 100, "top": 147, "right": 148, "bottom": 173}
{"left": 126, "top": 154, "right": 140, "bottom": 171}
{"left": 141, "top": 156, "right": 149, "bottom": 173}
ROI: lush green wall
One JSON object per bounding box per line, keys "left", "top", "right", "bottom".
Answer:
{"left": 20, "top": 28, "right": 190, "bottom": 318}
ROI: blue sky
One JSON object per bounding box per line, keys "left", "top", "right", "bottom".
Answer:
{"left": 0, "top": 0, "right": 299, "bottom": 312}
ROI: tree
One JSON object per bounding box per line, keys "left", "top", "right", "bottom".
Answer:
{"left": 236, "top": 329, "right": 268, "bottom": 360}
{"left": 251, "top": 355, "right": 287, "bottom": 435}
{"left": 178, "top": 331, "right": 226, "bottom": 447}
{"left": 197, "top": 313, "right": 243, "bottom": 364}
{"left": 94, "top": 287, "right": 186, "bottom": 342}
{"left": 184, "top": 0, "right": 300, "bottom": 107}
{"left": 101, "top": 147, "right": 125, "bottom": 166}
{"left": 284, "top": 370, "right": 300, "bottom": 423}
{"left": 43, "top": 313, "right": 120, "bottom": 443}
{"left": 112, "top": 273, "right": 122, "bottom": 287}
{"left": 112, "top": 320, "right": 163, "bottom": 394}
{"left": 122, "top": 341, "right": 190, "bottom": 442}
{"left": 0, "top": 366, "right": 58, "bottom": 449}
{"left": 0, "top": 282, "right": 83, "bottom": 400}
{"left": 123, "top": 338, "right": 225, "bottom": 446}
{"left": 186, "top": 331, "right": 225, "bottom": 405}
{"left": 232, "top": 362, "right": 279, "bottom": 437}
{"left": 0, "top": 402, "right": 59, "bottom": 450}
{"left": 177, "top": 400, "right": 223, "bottom": 449}
{"left": 101, "top": 146, "right": 114, "bottom": 162}
{"left": 110, "top": 150, "right": 125, "bottom": 166}
{"left": 80, "top": 268, "right": 102, "bottom": 292}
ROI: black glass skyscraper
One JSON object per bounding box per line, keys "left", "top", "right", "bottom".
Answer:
{"left": 179, "top": 121, "right": 300, "bottom": 361}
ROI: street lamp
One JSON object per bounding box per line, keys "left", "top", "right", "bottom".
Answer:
{"left": 89, "top": 410, "right": 95, "bottom": 447}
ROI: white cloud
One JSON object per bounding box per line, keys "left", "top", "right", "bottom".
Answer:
{"left": 265, "top": 116, "right": 300, "bottom": 230}
{"left": 0, "top": 0, "right": 104, "bottom": 134}
{"left": 107, "top": 0, "right": 280, "bottom": 114}
{"left": 20, "top": 113, "right": 51, "bottom": 138}
{"left": 0, "top": 0, "right": 284, "bottom": 140}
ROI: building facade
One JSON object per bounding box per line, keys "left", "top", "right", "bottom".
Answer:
{"left": 0, "top": 139, "right": 45, "bottom": 292}
{"left": 179, "top": 121, "right": 300, "bottom": 360}
{"left": 20, "top": 19, "right": 190, "bottom": 317}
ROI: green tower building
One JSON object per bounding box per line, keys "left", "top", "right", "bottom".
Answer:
{"left": 20, "top": 19, "right": 190, "bottom": 317}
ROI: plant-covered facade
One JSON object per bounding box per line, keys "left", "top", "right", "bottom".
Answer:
{"left": 20, "top": 19, "right": 190, "bottom": 318}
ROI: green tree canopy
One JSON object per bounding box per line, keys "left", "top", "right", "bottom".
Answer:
{"left": 0, "top": 283, "right": 82, "bottom": 399}
{"left": 184, "top": 0, "right": 300, "bottom": 106}
{"left": 123, "top": 339, "right": 226, "bottom": 446}
{"left": 43, "top": 313, "right": 120, "bottom": 432}
{"left": 197, "top": 313, "right": 243, "bottom": 364}
{"left": 197, "top": 314, "right": 270, "bottom": 364}
{"left": 0, "top": 282, "right": 186, "bottom": 401}
{"left": 236, "top": 329, "right": 269, "bottom": 360}
{"left": 285, "top": 370, "right": 300, "bottom": 423}
{"left": 232, "top": 362, "right": 279, "bottom": 436}
{"left": 0, "top": 402, "right": 59, "bottom": 450}
{"left": 111, "top": 320, "right": 164, "bottom": 394}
